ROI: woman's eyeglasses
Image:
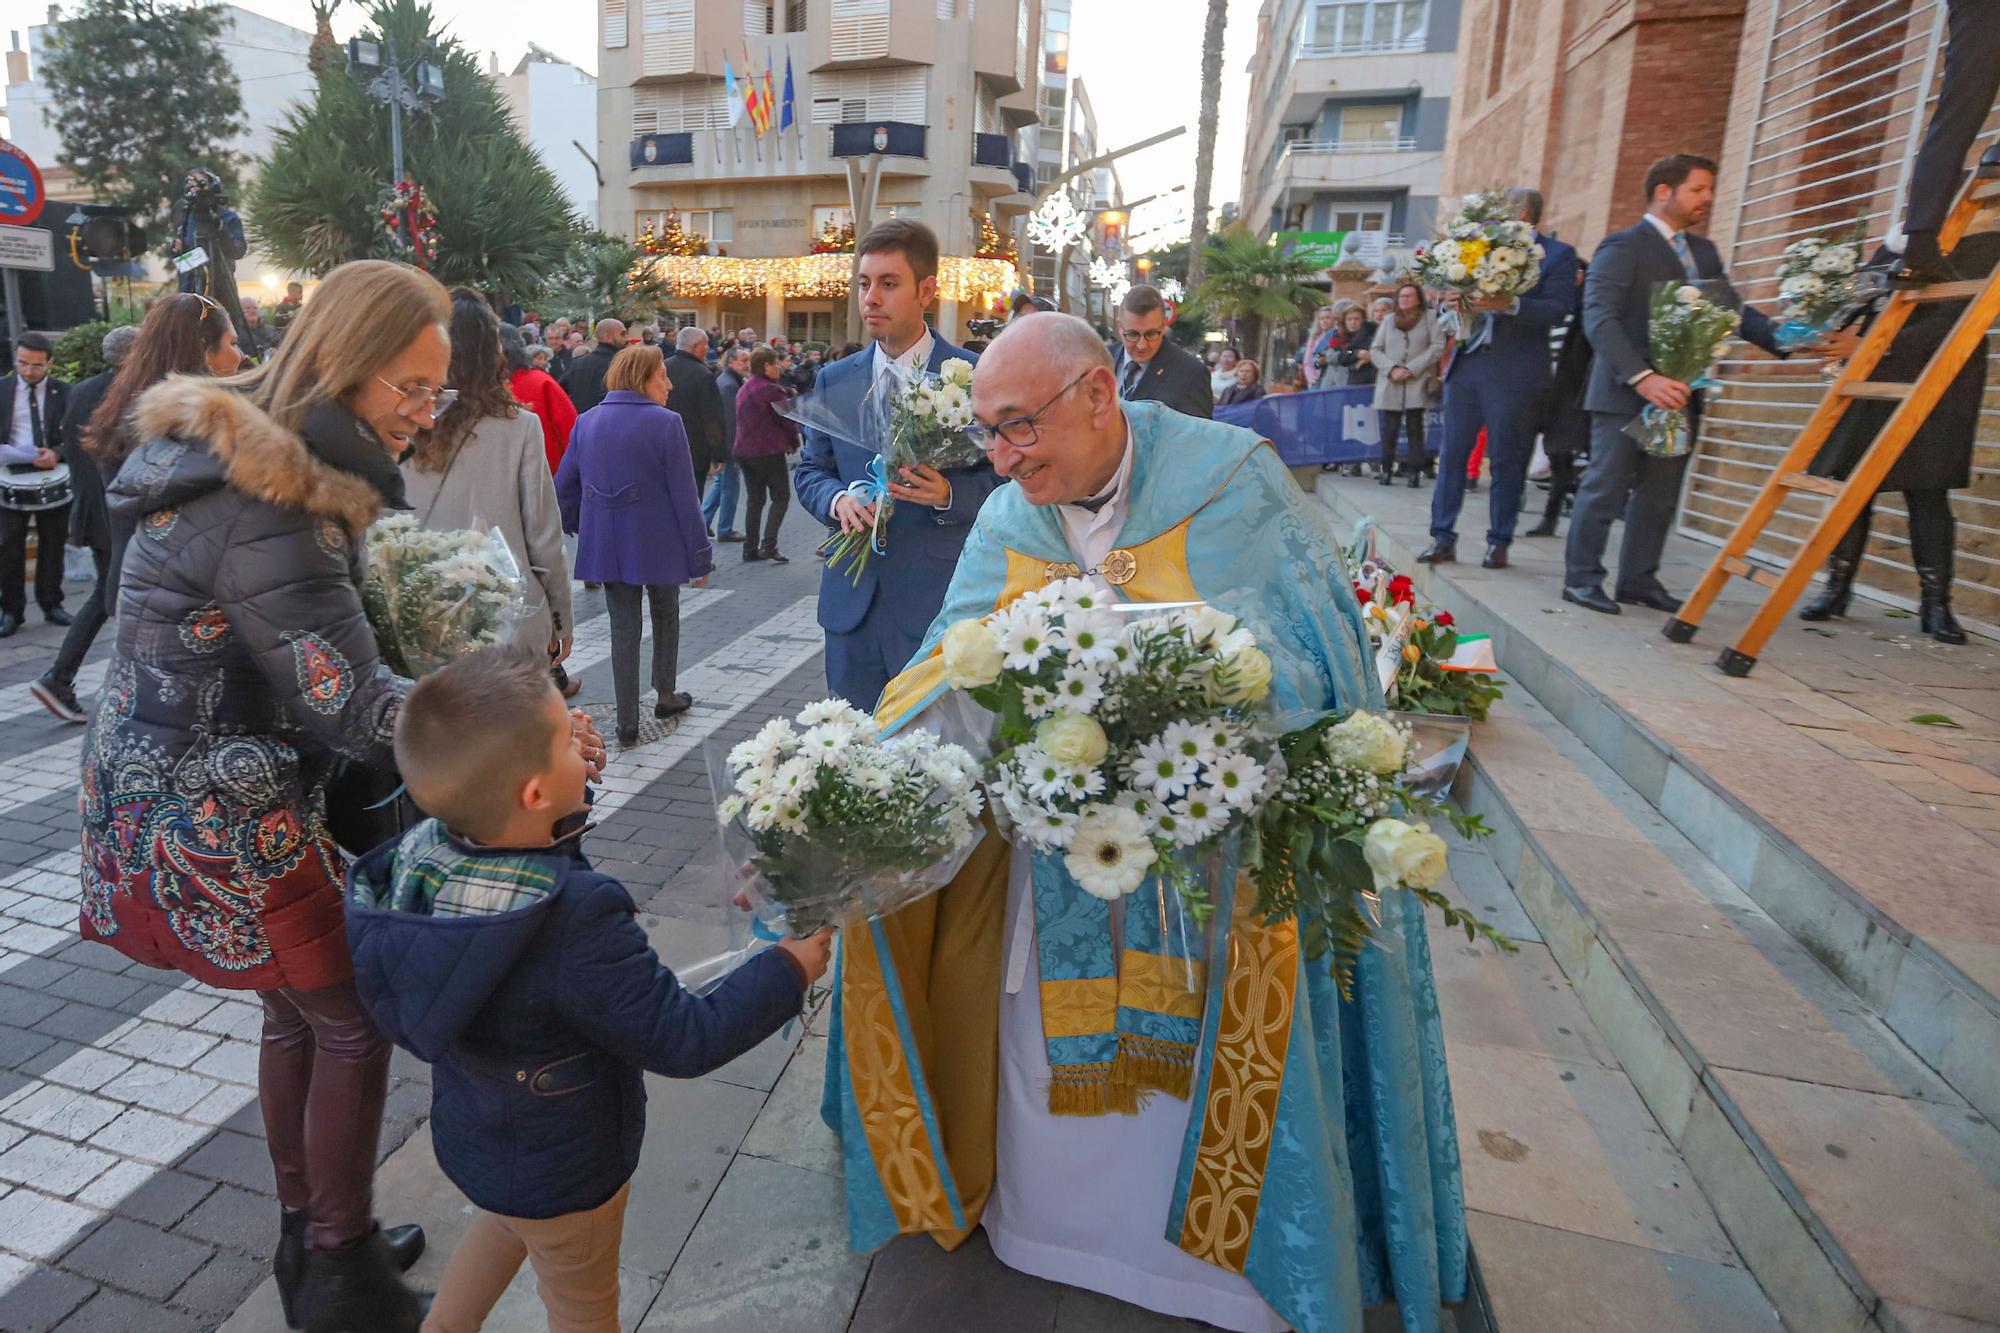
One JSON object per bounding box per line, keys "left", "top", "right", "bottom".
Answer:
{"left": 377, "top": 378, "right": 460, "bottom": 417}
{"left": 962, "top": 368, "right": 1094, "bottom": 451}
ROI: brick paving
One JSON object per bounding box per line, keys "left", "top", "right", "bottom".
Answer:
{"left": 0, "top": 513, "right": 828, "bottom": 1331}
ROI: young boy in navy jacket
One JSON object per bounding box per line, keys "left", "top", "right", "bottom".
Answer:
{"left": 347, "top": 644, "right": 832, "bottom": 1332}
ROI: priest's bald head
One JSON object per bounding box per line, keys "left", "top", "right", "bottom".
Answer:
{"left": 970, "top": 312, "right": 1127, "bottom": 507}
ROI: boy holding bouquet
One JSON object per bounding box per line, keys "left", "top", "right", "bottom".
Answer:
{"left": 344, "top": 645, "right": 831, "bottom": 1332}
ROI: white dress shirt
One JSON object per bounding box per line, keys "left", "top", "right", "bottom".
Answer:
{"left": 1054, "top": 421, "right": 1136, "bottom": 587}
{"left": 2, "top": 377, "right": 48, "bottom": 466}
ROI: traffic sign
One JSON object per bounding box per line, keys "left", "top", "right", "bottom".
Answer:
{"left": 0, "top": 140, "right": 47, "bottom": 228}
{"left": 0, "top": 227, "right": 54, "bottom": 271}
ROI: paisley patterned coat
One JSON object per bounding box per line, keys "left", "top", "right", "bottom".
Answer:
{"left": 80, "top": 379, "right": 408, "bottom": 992}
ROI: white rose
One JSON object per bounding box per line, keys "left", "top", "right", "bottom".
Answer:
{"left": 941, "top": 618, "right": 1005, "bottom": 688}
{"left": 1036, "top": 711, "right": 1109, "bottom": 767}
{"left": 1176, "top": 605, "right": 1240, "bottom": 647}
{"left": 1675, "top": 284, "right": 1703, "bottom": 305}
{"left": 940, "top": 357, "right": 974, "bottom": 385}
{"left": 1208, "top": 645, "right": 1273, "bottom": 706}
{"left": 1324, "top": 711, "right": 1408, "bottom": 775}
{"left": 1363, "top": 818, "right": 1449, "bottom": 892}
{"left": 1445, "top": 262, "right": 1469, "bottom": 282}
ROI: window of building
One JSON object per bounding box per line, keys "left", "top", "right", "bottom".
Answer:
{"left": 975, "top": 79, "right": 1003, "bottom": 134}
{"left": 1045, "top": 27, "right": 1069, "bottom": 74}
{"left": 642, "top": 0, "right": 694, "bottom": 77}
{"left": 634, "top": 209, "right": 734, "bottom": 242}
{"left": 1036, "top": 161, "right": 1056, "bottom": 186}
{"left": 810, "top": 66, "right": 927, "bottom": 122}
{"left": 1306, "top": 0, "right": 1425, "bottom": 54}
{"left": 1039, "top": 82, "right": 1066, "bottom": 130}
{"left": 1338, "top": 103, "right": 1404, "bottom": 144}
{"left": 662, "top": 309, "right": 701, "bottom": 330}
{"left": 745, "top": 0, "right": 774, "bottom": 34}
{"left": 1486, "top": 0, "right": 1512, "bottom": 97}
{"left": 787, "top": 309, "right": 837, "bottom": 343}
{"left": 605, "top": 0, "right": 628, "bottom": 48}
{"left": 1330, "top": 205, "right": 1392, "bottom": 232}
{"left": 631, "top": 81, "right": 730, "bottom": 134}
{"left": 786, "top": 0, "right": 808, "bottom": 30}
{"left": 830, "top": 0, "right": 891, "bottom": 61}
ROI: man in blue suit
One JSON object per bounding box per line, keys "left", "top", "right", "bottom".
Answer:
{"left": 1420, "top": 188, "right": 1579, "bottom": 570}
{"left": 794, "top": 219, "right": 1005, "bottom": 709}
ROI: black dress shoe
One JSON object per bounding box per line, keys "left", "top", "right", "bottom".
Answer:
{"left": 42, "top": 606, "right": 72, "bottom": 627}
{"left": 1417, "top": 540, "right": 1456, "bottom": 565}
{"left": 1888, "top": 230, "right": 1961, "bottom": 288}
{"left": 1979, "top": 143, "right": 2000, "bottom": 179}
{"left": 0, "top": 612, "right": 18, "bottom": 638}
{"left": 761, "top": 547, "right": 790, "bottom": 564}
{"left": 1562, "top": 584, "right": 1620, "bottom": 614}
{"left": 1524, "top": 513, "right": 1559, "bottom": 538}
{"left": 1408, "top": 471, "right": 1421, "bottom": 488}
{"left": 655, "top": 691, "right": 693, "bottom": 719}
{"left": 1482, "top": 545, "right": 1509, "bottom": 570}
{"left": 717, "top": 532, "right": 745, "bottom": 542}
{"left": 1377, "top": 471, "right": 1393, "bottom": 486}
{"left": 278, "top": 1216, "right": 424, "bottom": 1329}
{"left": 1616, "top": 588, "right": 1684, "bottom": 613}
{"left": 381, "top": 1224, "right": 424, "bottom": 1272}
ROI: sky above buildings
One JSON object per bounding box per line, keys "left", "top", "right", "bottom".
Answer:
{"left": 1, "top": 0, "right": 1258, "bottom": 246}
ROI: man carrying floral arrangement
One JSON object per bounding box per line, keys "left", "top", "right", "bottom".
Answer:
{"left": 821, "top": 313, "right": 1470, "bottom": 1333}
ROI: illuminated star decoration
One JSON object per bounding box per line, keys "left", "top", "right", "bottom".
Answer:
{"left": 1156, "top": 276, "right": 1186, "bottom": 302}
{"left": 1107, "top": 277, "right": 1133, "bottom": 307}
{"left": 1027, "top": 192, "right": 1090, "bottom": 254}
{"left": 1088, "top": 256, "right": 1127, "bottom": 289}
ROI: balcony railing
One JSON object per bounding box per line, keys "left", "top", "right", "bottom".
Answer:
{"left": 1297, "top": 35, "right": 1426, "bottom": 59}
{"left": 1281, "top": 136, "right": 1419, "bottom": 157}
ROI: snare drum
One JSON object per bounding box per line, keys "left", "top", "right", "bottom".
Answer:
{"left": 0, "top": 463, "right": 72, "bottom": 513}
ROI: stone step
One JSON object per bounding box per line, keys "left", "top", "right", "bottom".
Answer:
{"left": 1453, "top": 684, "right": 2000, "bottom": 1332}
{"left": 1314, "top": 482, "right": 2000, "bottom": 1134}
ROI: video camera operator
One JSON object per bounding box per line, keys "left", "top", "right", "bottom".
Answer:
{"left": 172, "top": 168, "right": 253, "bottom": 350}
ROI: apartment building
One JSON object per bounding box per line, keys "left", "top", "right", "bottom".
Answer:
{"left": 497, "top": 49, "right": 601, "bottom": 230}
{"left": 597, "top": 0, "right": 1040, "bottom": 342}
{"left": 1238, "top": 0, "right": 1460, "bottom": 270}
{"left": 1028, "top": 0, "right": 1122, "bottom": 315}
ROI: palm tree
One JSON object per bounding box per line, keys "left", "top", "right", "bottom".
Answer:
{"left": 540, "top": 232, "right": 673, "bottom": 325}
{"left": 1192, "top": 225, "right": 1325, "bottom": 367}
{"left": 307, "top": 0, "right": 343, "bottom": 74}
{"left": 1186, "top": 0, "right": 1229, "bottom": 290}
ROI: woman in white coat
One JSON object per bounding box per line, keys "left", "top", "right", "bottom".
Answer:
{"left": 1369, "top": 282, "right": 1443, "bottom": 487}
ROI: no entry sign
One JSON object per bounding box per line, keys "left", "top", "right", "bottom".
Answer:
{"left": 0, "top": 141, "right": 47, "bottom": 228}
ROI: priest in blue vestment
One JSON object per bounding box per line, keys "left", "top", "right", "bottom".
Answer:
{"left": 822, "top": 313, "right": 1469, "bottom": 1332}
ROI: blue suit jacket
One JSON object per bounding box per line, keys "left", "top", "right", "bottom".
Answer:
{"left": 791, "top": 330, "right": 1003, "bottom": 637}
{"left": 1582, "top": 219, "right": 1785, "bottom": 418}
{"left": 1445, "top": 231, "right": 1579, "bottom": 385}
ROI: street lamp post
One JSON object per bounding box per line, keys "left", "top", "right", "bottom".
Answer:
{"left": 348, "top": 34, "right": 445, "bottom": 181}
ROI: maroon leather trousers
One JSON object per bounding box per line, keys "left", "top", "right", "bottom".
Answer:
{"left": 258, "top": 981, "right": 391, "bottom": 1251}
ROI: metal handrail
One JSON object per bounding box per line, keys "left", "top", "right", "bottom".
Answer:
{"left": 1280, "top": 136, "right": 1419, "bottom": 157}
{"left": 1297, "top": 37, "right": 1427, "bottom": 58}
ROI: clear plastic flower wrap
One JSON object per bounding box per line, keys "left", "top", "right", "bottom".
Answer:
{"left": 361, "top": 515, "right": 528, "bottom": 677}
{"left": 706, "top": 698, "right": 987, "bottom": 938}
{"left": 1628, "top": 279, "right": 1742, "bottom": 459}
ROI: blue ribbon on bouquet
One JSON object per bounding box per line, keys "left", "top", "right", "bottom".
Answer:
{"left": 863, "top": 455, "right": 891, "bottom": 555}
{"left": 1773, "top": 318, "right": 1823, "bottom": 353}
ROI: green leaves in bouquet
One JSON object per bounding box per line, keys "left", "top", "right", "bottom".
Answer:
{"left": 1395, "top": 624, "right": 1505, "bottom": 720}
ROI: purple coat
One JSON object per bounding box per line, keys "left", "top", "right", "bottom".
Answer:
{"left": 555, "top": 390, "right": 714, "bottom": 587}
{"left": 733, "top": 374, "right": 799, "bottom": 459}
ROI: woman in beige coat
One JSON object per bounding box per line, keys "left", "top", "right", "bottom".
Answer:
{"left": 1370, "top": 282, "right": 1442, "bottom": 487}
{"left": 401, "top": 297, "right": 576, "bottom": 689}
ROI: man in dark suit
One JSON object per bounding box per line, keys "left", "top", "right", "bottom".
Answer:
{"left": 1562, "top": 153, "right": 1793, "bottom": 615}
{"left": 1421, "top": 187, "right": 1579, "bottom": 569}
{"left": 0, "top": 332, "right": 73, "bottom": 638}
{"left": 663, "top": 326, "right": 725, "bottom": 500}
{"left": 28, "top": 325, "right": 136, "bottom": 720}
{"left": 1890, "top": 0, "right": 2000, "bottom": 285}
{"left": 1113, "top": 285, "right": 1213, "bottom": 419}
{"left": 794, "top": 219, "right": 1004, "bottom": 709}
{"left": 563, "top": 318, "right": 626, "bottom": 414}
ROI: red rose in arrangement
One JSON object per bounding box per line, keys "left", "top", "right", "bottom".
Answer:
{"left": 1389, "top": 574, "right": 1416, "bottom": 604}
{"left": 1435, "top": 610, "right": 1454, "bottom": 628}
{"left": 1354, "top": 585, "right": 1372, "bottom": 604}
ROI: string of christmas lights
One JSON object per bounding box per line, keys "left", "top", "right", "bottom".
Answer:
{"left": 638, "top": 253, "right": 1021, "bottom": 305}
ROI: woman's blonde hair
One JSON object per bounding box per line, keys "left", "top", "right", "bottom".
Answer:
{"left": 1237, "top": 358, "right": 1260, "bottom": 379}
{"left": 606, "top": 344, "right": 665, "bottom": 395}
{"left": 229, "top": 260, "right": 451, "bottom": 431}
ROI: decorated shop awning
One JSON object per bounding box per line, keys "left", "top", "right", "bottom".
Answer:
{"left": 640, "top": 252, "right": 1020, "bottom": 304}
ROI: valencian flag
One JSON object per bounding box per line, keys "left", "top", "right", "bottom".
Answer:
{"left": 781, "top": 53, "right": 797, "bottom": 134}
{"left": 763, "top": 54, "right": 778, "bottom": 136}
{"left": 743, "top": 45, "right": 771, "bottom": 136}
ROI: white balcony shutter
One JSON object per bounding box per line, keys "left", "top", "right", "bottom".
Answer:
{"left": 810, "top": 67, "right": 927, "bottom": 123}
{"left": 633, "top": 80, "right": 730, "bottom": 132}
{"left": 830, "top": 0, "right": 890, "bottom": 60}
{"left": 631, "top": 87, "right": 657, "bottom": 135}
{"left": 605, "top": 0, "right": 628, "bottom": 48}
{"left": 643, "top": 0, "right": 694, "bottom": 76}
{"left": 1015, "top": 0, "right": 1030, "bottom": 91}
{"left": 745, "top": 1, "right": 774, "bottom": 34}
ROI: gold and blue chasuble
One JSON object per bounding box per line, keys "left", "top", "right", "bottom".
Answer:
{"left": 821, "top": 402, "right": 1469, "bottom": 1331}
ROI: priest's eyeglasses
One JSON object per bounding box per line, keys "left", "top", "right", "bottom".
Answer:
{"left": 962, "top": 368, "right": 1094, "bottom": 452}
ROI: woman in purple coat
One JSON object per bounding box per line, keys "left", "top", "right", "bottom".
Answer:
{"left": 555, "top": 345, "right": 712, "bottom": 746}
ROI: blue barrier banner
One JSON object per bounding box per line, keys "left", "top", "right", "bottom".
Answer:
{"left": 1215, "top": 387, "right": 1442, "bottom": 468}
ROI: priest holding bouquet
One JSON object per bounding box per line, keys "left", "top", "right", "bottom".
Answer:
{"left": 822, "top": 313, "right": 1468, "bottom": 1332}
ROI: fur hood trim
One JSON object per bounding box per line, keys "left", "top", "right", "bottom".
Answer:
{"left": 133, "top": 377, "right": 383, "bottom": 534}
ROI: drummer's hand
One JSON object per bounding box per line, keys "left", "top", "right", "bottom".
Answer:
{"left": 777, "top": 926, "right": 837, "bottom": 984}
{"left": 32, "top": 448, "right": 59, "bottom": 470}
{"left": 570, "top": 708, "right": 606, "bottom": 778}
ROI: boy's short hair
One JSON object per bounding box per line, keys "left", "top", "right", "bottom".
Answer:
{"left": 856, "top": 217, "right": 940, "bottom": 283}
{"left": 395, "top": 644, "right": 566, "bottom": 841}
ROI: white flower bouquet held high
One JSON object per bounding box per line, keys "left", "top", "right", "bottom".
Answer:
{"left": 1628, "top": 280, "right": 1742, "bottom": 459}
{"left": 1414, "top": 190, "right": 1547, "bottom": 301}
{"left": 788, "top": 357, "right": 985, "bottom": 585}
{"left": 942, "top": 580, "right": 1277, "bottom": 913}
{"left": 1772, "top": 223, "right": 1882, "bottom": 352}
{"left": 713, "top": 698, "right": 985, "bottom": 935}
{"left": 1245, "top": 710, "right": 1513, "bottom": 998}
{"left": 362, "top": 514, "right": 528, "bottom": 677}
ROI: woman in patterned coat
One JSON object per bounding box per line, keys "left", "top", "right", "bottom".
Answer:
{"left": 82, "top": 260, "right": 451, "bottom": 1332}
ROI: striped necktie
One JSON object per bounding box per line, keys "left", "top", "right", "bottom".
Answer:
{"left": 1671, "top": 231, "right": 1700, "bottom": 281}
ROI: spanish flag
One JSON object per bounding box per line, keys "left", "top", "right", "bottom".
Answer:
{"left": 743, "top": 45, "right": 771, "bottom": 136}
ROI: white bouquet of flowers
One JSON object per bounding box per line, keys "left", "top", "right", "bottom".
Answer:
{"left": 1773, "top": 223, "right": 1881, "bottom": 351}
{"left": 362, "top": 514, "right": 527, "bottom": 677}
{"left": 794, "top": 357, "right": 985, "bottom": 584}
{"left": 1628, "top": 280, "right": 1742, "bottom": 458}
{"left": 1413, "top": 191, "right": 1547, "bottom": 301}
{"left": 940, "top": 579, "right": 1277, "bottom": 911}
{"left": 714, "top": 698, "right": 985, "bottom": 935}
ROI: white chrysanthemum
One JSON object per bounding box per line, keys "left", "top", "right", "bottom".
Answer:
{"left": 849, "top": 762, "right": 896, "bottom": 797}
{"left": 772, "top": 756, "right": 818, "bottom": 798}
{"left": 798, "top": 698, "right": 865, "bottom": 726}
{"left": 1021, "top": 684, "right": 1059, "bottom": 719}
{"left": 801, "top": 722, "right": 858, "bottom": 766}
{"left": 1023, "top": 804, "right": 1080, "bottom": 849}
{"left": 1015, "top": 747, "right": 1073, "bottom": 802}
{"left": 733, "top": 765, "right": 773, "bottom": 798}
{"left": 1174, "top": 605, "right": 1240, "bottom": 649}
{"left": 1057, "top": 610, "right": 1123, "bottom": 670}
{"left": 1168, "top": 792, "right": 1227, "bottom": 846}
{"left": 1064, "top": 804, "right": 1158, "bottom": 900}
{"left": 1065, "top": 767, "right": 1107, "bottom": 800}
{"left": 1052, "top": 663, "right": 1106, "bottom": 711}
{"left": 717, "top": 795, "right": 746, "bottom": 822}
{"left": 745, "top": 797, "right": 782, "bottom": 832}
{"left": 1811, "top": 247, "right": 1855, "bottom": 275}
{"left": 774, "top": 802, "right": 809, "bottom": 836}
{"left": 1207, "top": 752, "right": 1268, "bottom": 810}
{"left": 1132, "top": 736, "right": 1199, "bottom": 800}
{"left": 994, "top": 608, "right": 1057, "bottom": 672}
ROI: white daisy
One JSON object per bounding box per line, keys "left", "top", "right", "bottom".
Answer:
{"left": 1023, "top": 804, "right": 1080, "bottom": 850}
{"left": 798, "top": 698, "right": 859, "bottom": 726}
{"left": 1057, "top": 610, "right": 1123, "bottom": 670}
{"left": 1132, "top": 737, "right": 1199, "bottom": 800}
{"left": 1064, "top": 804, "right": 1158, "bottom": 900}
{"left": 1207, "top": 752, "right": 1268, "bottom": 810}
{"left": 1160, "top": 720, "right": 1213, "bottom": 766}
{"left": 801, "top": 722, "right": 858, "bottom": 765}
{"left": 772, "top": 756, "right": 818, "bottom": 798}
{"left": 1053, "top": 663, "right": 1106, "bottom": 711}
{"left": 995, "top": 608, "right": 1057, "bottom": 672}
{"left": 1021, "top": 684, "right": 1059, "bottom": 719}
{"left": 1169, "top": 792, "right": 1227, "bottom": 845}
{"left": 1064, "top": 767, "right": 1107, "bottom": 800}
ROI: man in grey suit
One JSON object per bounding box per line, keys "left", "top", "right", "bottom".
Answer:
{"left": 1113, "top": 285, "right": 1214, "bottom": 420}
{"left": 1562, "top": 154, "right": 1800, "bottom": 615}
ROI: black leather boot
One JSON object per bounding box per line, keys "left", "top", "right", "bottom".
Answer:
{"left": 1800, "top": 510, "right": 1869, "bottom": 621}
{"left": 1909, "top": 494, "right": 1968, "bottom": 645}
{"left": 293, "top": 1229, "right": 430, "bottom": 1333}
{"left": 278, "top": 1211, "right": 423, "bottom": 1328}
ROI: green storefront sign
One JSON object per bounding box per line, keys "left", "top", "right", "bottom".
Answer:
{"left": 1272, "top": 230, "right": 1352, "bottom": 266}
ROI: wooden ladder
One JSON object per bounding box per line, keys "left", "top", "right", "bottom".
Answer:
{"left": 1663, "top": 173, "right": 2000, "bottom": 676}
